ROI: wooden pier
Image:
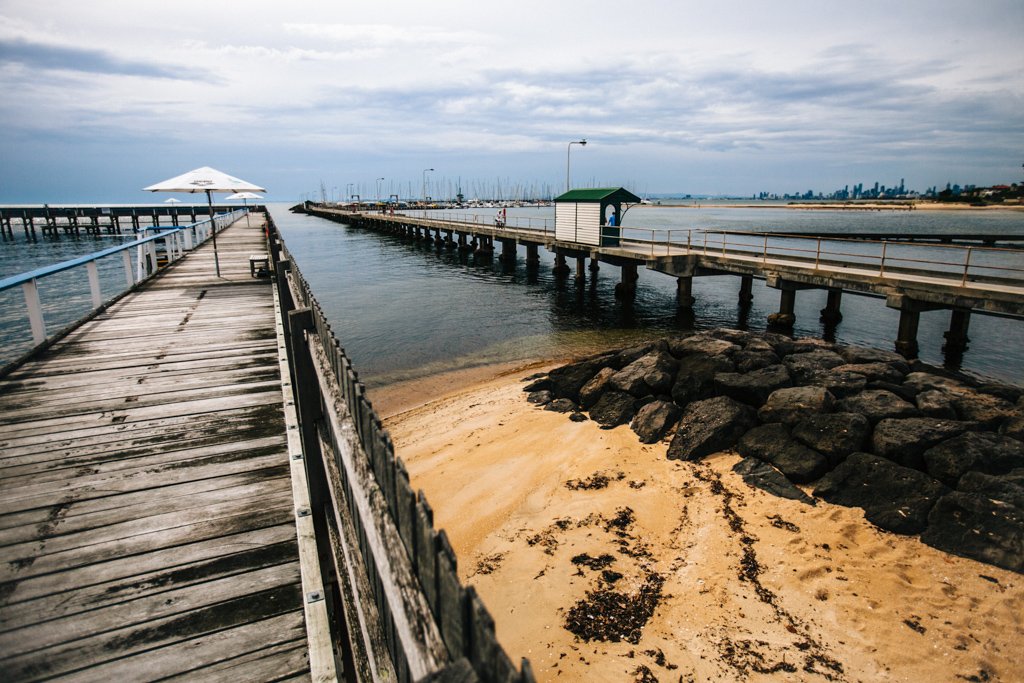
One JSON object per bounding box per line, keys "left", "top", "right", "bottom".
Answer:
{"left": 1, "top": 210, "right": 535, "bottom": 683}
{"left": 0, "top": 204, "right": 241, "bottom": 240}
{"left": 0, "top": 215, "right": 324, "bottom": 680}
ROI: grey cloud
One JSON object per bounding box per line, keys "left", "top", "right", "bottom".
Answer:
{"left": 0, "top": 37, "right": 212, "bottom": 81}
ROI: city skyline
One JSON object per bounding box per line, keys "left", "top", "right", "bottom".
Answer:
{"left": 1, "top": 1, "right": 1022, "bottom": 203}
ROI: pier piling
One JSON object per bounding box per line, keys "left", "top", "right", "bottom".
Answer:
{"left": 820, "top": 289, "right": 844, "bottom": 323}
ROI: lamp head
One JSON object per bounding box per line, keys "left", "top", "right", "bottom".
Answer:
{"left": 579, "top": 139, "right": 587, "bottom": 146}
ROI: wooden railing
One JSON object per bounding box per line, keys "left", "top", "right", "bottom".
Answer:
{"left": 268, "top": 214, "right": 535, "bottom": 683}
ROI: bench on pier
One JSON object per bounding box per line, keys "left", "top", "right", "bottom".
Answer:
{"left": 249, "top": 253, "right": 270, "bottom": 277}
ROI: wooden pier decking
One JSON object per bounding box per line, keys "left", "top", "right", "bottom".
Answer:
{"left": 0, "top": 216, "right": 315, "bottom": 680}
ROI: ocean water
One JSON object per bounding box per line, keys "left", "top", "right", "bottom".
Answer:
{"left": 267, "top": 204, "right": 1024, "bottom": 388}
{"left": 2, "top": 204, "right": 1022, "bottom": 386}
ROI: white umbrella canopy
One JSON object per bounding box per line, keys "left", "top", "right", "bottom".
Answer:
{"left": 163, "top": 197, "right": 182, "bottom": 204}
{"left": 224, "top": 192, "right": 265, "bottom": 228}
{"left": 144, "top": 167, "right": 266, "bottom": 277}
{"left": 144, "top": 167, "right": 266, "bottom": 194}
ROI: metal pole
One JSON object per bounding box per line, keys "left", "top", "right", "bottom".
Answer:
{"left": 566, "top": 139, "right": 586, "bottom": 192}
{"left": 207, "top": 189, "right": 221, "bottom": 277}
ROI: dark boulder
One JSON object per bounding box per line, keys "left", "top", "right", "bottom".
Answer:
{"left": 589, "top": 390, "right": 637, "bottom": 428}
{"left": 804, "top": 369, "right": 868, "bottom": 399}
{"left": 871, "top": 417, "right": 972, "bottom": 470}
{"left": 527, "top": 390, "right": 554, "bottom": 405}
{"left": 922, "top": 490, "right": 1024, "bottom": 573}
{"left": 631, "top": 400, "right": 681, "bottom": 444}
{"left": 732, "top": 457, "right": 816, "bottom": 505}
{"left": 757, "top": 386, "right": 835, "bottom": 425}
{"left": 733, "top": 347, "right": 781, "bottom": 373}
{"left": 923, "top": 432, "right": 1024, "bottom": 486}
{"left": 671, "top": 353, "right": 735, "bottom": 407}
{"left": 950, "top": 391, "right": 1016, "bottom": 427}
{"left": 579, "top": 367, "right": 617, "bottom": 409}
{"left": 977, "top": 383, "right": 1023, "bottom": 404}
{"left": 667, "top": 334, "right": 740, "bottom": 359}
{"left": 866, "top": 381, "right": 919, "bottom": 404}
{"left": 958, "top": 471, "right": 1024, "bottom": 509}
{"left": 545, "top": 398, "right": 578, "bottom": 413}
{"left": 736, "top": 423, "right": 792, "bottom": 461}
{"left": 761, "top": 332, "right": 796, "bottom": 357}
{"left": 611, "top": 342, "right": 657, "bottom": 370}
{"left": 791, "top": 338, "right": 837, "bottom": 353}
{"left": 783, "top": 348, "right": 847, "bottom": 384}
{"left": 902, "top": 371, "right": 968, "bottom": 395}
{"left": 569, "top": 412, "right": 589, "bottom": 423}
{"left": 1001, "top": 415, "right": 1024, "bottom": 443}
{"left": 836, "top": 345, "right": 907, "bottom": 365}
{"left": 737, "top": 423, "right": 829, "bottom": 483}
{"left": 734, "top": 338, "right": 781, "bottom": 372}
{"left": 666, "top": 396, "right": 756, "bottom": 461}
{"left": 833, "top": 362, "right": 907, "bottom": 384}
{"left": 836, "top": 390, "right": 919, "bottom": 424}
{"left": 714, "top": 364, "right": 792, "bottom": 407}
{"left": 708, "top": 328, "right": 755, "bottom": 345}
{"left": 523, "top": 377, "right": 552, "bottom": 393}
{"left": 814, "top": 452, "right": 949, "bottom": 535}
{"left": 791, "top": 412, "right": 871, "bottom": 465}
{"left": 610, "top": 350, "right": 679, "bottom": 397}
{"left": 915, "top": 390, "right": 957, "bottom": 419}
{"left": 548, "top": 355, "right": 614, "bottom": 401}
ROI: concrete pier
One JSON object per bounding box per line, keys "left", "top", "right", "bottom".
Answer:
{"left": 306, "top": 206, "right": 1024, "bottom": 362}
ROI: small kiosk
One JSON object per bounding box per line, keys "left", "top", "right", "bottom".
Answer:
{"left": 554, "top": 187, "right": 641, "bottom": 247}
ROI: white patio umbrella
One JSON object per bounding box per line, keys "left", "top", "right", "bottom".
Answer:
{"left": 224, "top": 191, "right": 264, "bottom": 228}
{"left": 144, "top": 166, "right": 266, "bottom": 277}
{"left": 163, "top": 197, "right": 182, "bottom": 204}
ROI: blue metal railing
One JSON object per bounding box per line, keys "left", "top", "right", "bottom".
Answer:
{"left": 0, "top": 209, "right": 246, "bottom": 352}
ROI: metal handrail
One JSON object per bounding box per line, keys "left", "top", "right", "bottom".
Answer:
{"left": 1, "top": 209, "right": 246, "bottom": 347}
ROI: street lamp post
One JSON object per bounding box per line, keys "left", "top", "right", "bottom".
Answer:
{"left": 376, "top": 177, "right": 384, "bottom": 204}
{"left": 567, "top": 139, "right": 587, "bottom": 192}
{"left": 346, "top": 183, "right": 354, "bottom": 204}
{"left": 422, "top": 168, "right": 434, "bottom": 202}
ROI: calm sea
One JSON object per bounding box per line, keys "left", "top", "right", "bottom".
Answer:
{"left": 2, "top": 203, "right": 1023, "bottom": 388}
{"left": 267, "top": 203, "right": 1024, "bottom": 388}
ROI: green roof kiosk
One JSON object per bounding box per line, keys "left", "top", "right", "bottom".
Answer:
{"left": 553, "top": 187, "right": 641, "bottom": 247}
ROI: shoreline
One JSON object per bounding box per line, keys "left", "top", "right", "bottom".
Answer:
{"left": 385, "top": 364, "right": 1022, "bottom": 682}
{"left": 633, "top": 201, "right": 1024, "bottom": 211}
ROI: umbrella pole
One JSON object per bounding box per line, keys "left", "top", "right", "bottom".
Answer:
{"left": 207, "top": 189, "right": 221, "bottom": 278}
{"left": 244, "top": 199, "right": 251, "bottom": 228}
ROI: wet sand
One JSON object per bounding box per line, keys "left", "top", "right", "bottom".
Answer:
{"left": 381, "top": 370, "right": 1024, "bottom": 682}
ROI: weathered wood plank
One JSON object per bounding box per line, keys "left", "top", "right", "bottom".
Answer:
{"left": 1, "top": 591, "right": 305, "bottom": 681}
{"left": 0, "top": 436, "right": 286, "bottom": 507}
{"left": 3, "top": 523, "right": 297, "bottom": 606}
{"left": 0, "top": 403, "right": 275, "bottom": 457}
{"left": 0, "top": 562, "right": 301, "bottom": 656}
{"left": 0, "top": 411, "right": 281, "bottom": 471}
{"left": 0, "top": 216, "right": 310, "bottom": 680}
{"left": 0, "top": 472, "right": 289, "bottom": 547}
{"left": 0, "top": 493, "right": 293, "bottom": 583}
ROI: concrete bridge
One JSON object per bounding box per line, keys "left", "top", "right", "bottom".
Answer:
{"left": 306, "top": 205, "right": 1024, "bottom": 359}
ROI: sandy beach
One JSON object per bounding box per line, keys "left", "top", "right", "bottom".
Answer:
{"left": 381, "top": 367, "right": 1023, "bottom": 683}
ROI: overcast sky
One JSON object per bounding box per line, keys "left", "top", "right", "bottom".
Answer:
{"left": 1, "top": 0, "right": 1022, "bottom": 202}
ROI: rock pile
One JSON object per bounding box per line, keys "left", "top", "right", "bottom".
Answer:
{"left": 525, "top": 329, "right": 1024, "bottom": 573}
